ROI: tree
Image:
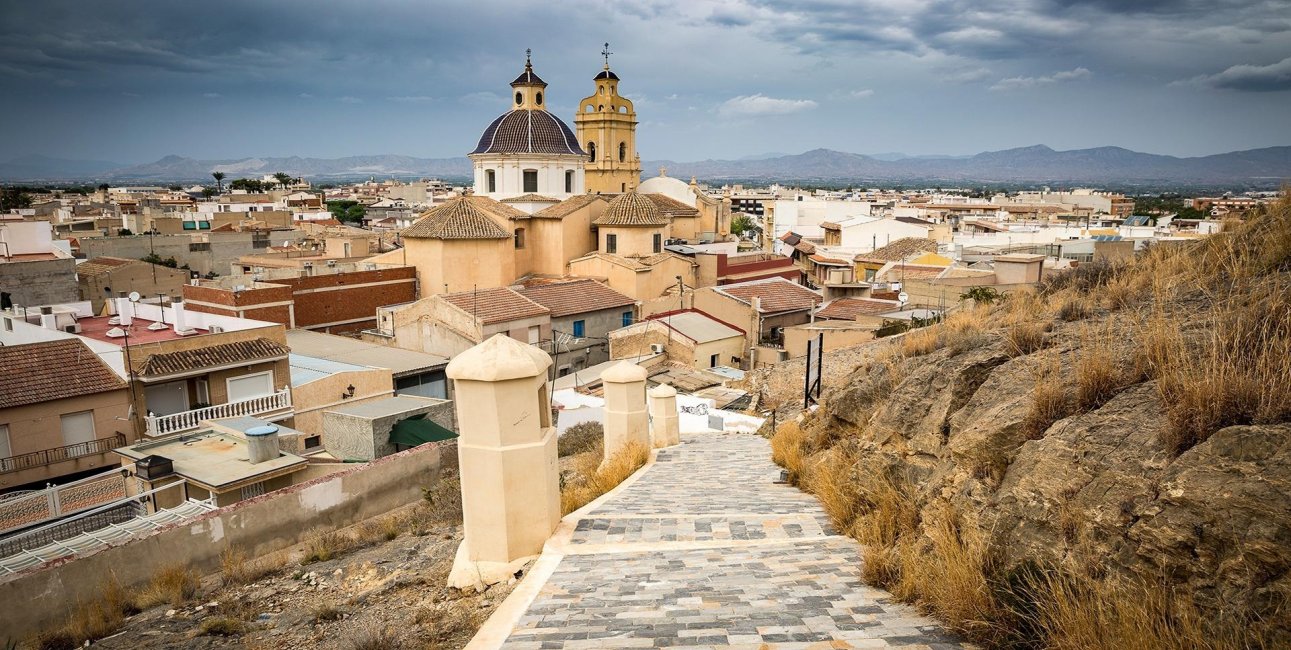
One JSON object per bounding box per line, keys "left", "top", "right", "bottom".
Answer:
{"left": 201, "top": 187, "right": 216, "bottom": 198}
{"left": 326, "top": 199, "right": 366, "bottom": 224}
{"left": 140, "top": 253, "right": 179, "bottom": 268}
{"left": 273, "top": 172, "right": 292, "bottom": 189}
{"left": 0, "top": 187, "right": 32, "bottom": 211}
{"left": 97, "top": 183, "right": 110, "bottom": 194}
{"left": 117, "top": 228, "right": 133, "bottom": 236}
{"left": 730, "top": 214, "right": 756, "bottom": 236}
{"left": 211, "top": 171, "right": 225, "bottom": 193}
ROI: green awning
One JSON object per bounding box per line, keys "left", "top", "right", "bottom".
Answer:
{"left": 389, "top": 417, "right": 458, "bottom": 447}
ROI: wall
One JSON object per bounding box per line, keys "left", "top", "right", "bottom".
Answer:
{"left": 547, "top": 308, "right": 624, "bottom": 372}
{"left": 405, "top": 237, "right": 515, "bottom": 296}
{"left": 0, "top": 257, "right": 78, "bottom": 307}
{"left": 322, "top": 398, "right": 455, "bottom": 461}
{"left": 0, "top": 390, "right": 131, "bottom": 490}
{"left": 783, "top": 323, "right": 876, "bottom": 358}
{"left": 691, "top": 335, "right": 745, "bottom": 369}
{"left": 79, "top": 263, "right": 190, "bottom": 312}
{"left": 183, "top": 282, "right": 295, "bottom": 325}
{"left": 608, "top": 320, "right": 694, "bottom": 364}
{"left": 601, "top": 224, "right": 668, "bottom": 257}
{"left": 288, "top": 366, "right": 395, "bottom": 435}
{"left": 75, "top": 230, "right": 308, "bottom": 277}
{"left": 0, "top": 443, "right": 444, "bottom": 641}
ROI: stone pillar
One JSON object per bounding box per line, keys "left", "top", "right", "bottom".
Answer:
{"left": 648, "top": 383, "right": 680, "bottom": 448}
{"left": 445, "top": 334, "right": 559, "bottom": 589}
{"left": 600, "top": 361, "right": 649, "bottom": 465}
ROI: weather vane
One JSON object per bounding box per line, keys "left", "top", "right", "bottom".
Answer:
{"left": 602, "top": 42, "right": 612, "bottom": 68}
{"left": 525, "top": 48, "right": 532, "bottom": 66}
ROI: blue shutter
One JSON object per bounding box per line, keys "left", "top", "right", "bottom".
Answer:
{"left": 573, "top": 320, "right": 585, "bottom": 337}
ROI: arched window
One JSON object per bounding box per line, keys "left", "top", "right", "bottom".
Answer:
{"left": 585, "top": 104, "right": 594, "bottom": 112}
{"left": 599, "top": 85, "right": 605, "bottom": 95}
{"left": 588, "top": 141, "right": 596, "bottom": 162}
{"left": 619, "top": 142, "right": 626, "bottom": 162}
{"left": 514, "top": 91, "right": 522, "bottom": 105}
{"left": 535, "top": 91, "right": 542, "bottom": 105}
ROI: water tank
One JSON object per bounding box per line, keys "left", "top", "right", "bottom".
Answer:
{"left": 245, "top": 425, "right": 280, "bottom": 464}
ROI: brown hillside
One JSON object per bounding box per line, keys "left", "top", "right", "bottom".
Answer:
{"left": 771, "top": 196, "right": 1291, "bottom": 649}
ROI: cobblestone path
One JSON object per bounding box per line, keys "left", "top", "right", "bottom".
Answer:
{"left": 483, "top": 431, "right": 970, "bottom": 649}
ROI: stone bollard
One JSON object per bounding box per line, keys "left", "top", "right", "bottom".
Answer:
{"left": 444, "top": 334, "right": 560, "bottom": 589}
{"left": 647, "top": 383, "right": 680, "bottom": 448}
{"left": 600, "top": 361, "right": 649, "bottom": 466}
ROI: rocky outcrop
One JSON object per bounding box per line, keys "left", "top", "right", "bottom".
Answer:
{"left": 807, "top": 328, "right": 1291, "bottom": 632}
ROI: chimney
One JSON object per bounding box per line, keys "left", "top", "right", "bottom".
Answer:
{"left": 245, "top": 424, "right": 280, "bottom": 464}
{"left": 751, "top": 296, "right": 763, "bottom": 313}
{"left": 172, "top": 297, "right": 187, "bottom": 333}
{"left": 40, "top": 306, "right": 57, "bottom": 330}
{"left": 116, "top": 294, "right": 133, "bottom": 326}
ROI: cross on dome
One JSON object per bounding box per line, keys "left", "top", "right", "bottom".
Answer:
{"left": 601, "top": 42, "right": 613, "bottom": 70}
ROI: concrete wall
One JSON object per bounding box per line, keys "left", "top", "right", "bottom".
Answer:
{"left": 75, "top": 230, "right": 308, "bottom": 277}
{"left": 0, "top": 443, "right": 444, "bottom": 642}
{"left": 784, "top": 323, "right": 876, "bottom": 358}
{"left": 79, "top": 262, "right": 190, "bottom": 312}
{"left": 290, "top": 366, "right": 395, "bottom": 436}
{"left": 0, "top": 257, "right": 78, "bottom": 307}
{"left": 322, "top": 398, "right": 455, "bottom": 461}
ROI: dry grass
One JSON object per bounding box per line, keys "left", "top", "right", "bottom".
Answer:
{"left": 558, "top": 421, "right": 603, "bottom": 457}
{"left": 801, "top": 448, "right": 860, "bottom": 530}
{"left": 135, "top": 564, "right": 200, "bottom": 609}
{"left": 893, "top": 504, "right": 1002, "bottom": 639}
{"left": 941, "top": 308, "right": 991, "bottom": 355}
{"left": 1055, "top": 296, "right": 1092, "bottom": 322}
{"left": 560, "top": 441, "right": 650, "bottom": 515}
{"left": 1004, "top": 320, "right": 1048, "bottom": 357}
{"left": 197, "top": 617, "right": 248, "bottom": 637}
{"left": 50, "top": 575, "right": 139, "bottom": 647}
{"left": 1022, "top": 359, "right": 1070, "bottom": 440}
{"left": 312, "top": 603, "right": 345, "bottom": 623}
{"left": 302, "top": 530, "right": 354, "bottom": 565}
{"left": 901, "top": 326, "right": 942, "bottom": 357}
{"left": 219, "top": 545, "right": 283, "bottom": 586}
{"left": 1073, "top": 332, "right": 1127, "bottom": 412}
{"left": 415, "top": 601, "right": 485, "bottom": 649}
{"left": 769, "top": 420, "right": 808, "bottom": 484}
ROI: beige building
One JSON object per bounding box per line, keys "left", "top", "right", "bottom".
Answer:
{"left": 0, "top": 339, "right": 131, "bottom": 491}
{"left": 288, "top": 354, "right": 395, "bottom": 439}
{"left": 76, "top": 257, "right": 191, "bottom": 313}
{"left": 609, "top": 310, "right": 746, "bottom": 370}
{"left": 574, "top": 52, "right": 641, "bottom": 194}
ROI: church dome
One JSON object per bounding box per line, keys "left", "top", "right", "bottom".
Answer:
{"left": 472, "top": 109, "right": 585, "bottom": 156}
{"left": 639, "top": 173, "right": 696, "bottom": 208}
{"left": 594, "top": 191, "right": 669, "bottom": 227}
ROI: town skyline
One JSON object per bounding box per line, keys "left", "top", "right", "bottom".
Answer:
{"left": 2, "top": 0, "right": 1289, "bottom": 164}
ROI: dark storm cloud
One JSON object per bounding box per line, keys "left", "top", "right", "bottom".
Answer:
{"left": 1189, "top": 56, "right": 1291, "bottom": 91}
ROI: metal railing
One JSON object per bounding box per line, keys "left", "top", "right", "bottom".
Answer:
{"left": 0, "top": 433, "right": 127, "bottom": 475}
{"left": 144, "top": 389, "right": 292, "bottom": 437}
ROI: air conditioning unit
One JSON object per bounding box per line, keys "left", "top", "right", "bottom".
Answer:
{"left": 649, "top": 343, "right": 665, "bottom": 354}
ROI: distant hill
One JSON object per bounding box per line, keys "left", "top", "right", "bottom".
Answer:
{"left": 3, "top": 146, "right": 1288, "bottom": 186}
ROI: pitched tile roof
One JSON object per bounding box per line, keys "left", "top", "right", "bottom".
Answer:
{"left": 138, "top": 338, "right": 289, "bottom": 378}
{"left": 500, "top": 193, "right": 559, "bottom": 203}
{"left": 0, "top": 339, "right": 127, "bottom": 409}
{"left": 76, "top": 256, "right": 142, "bottom": 277}
{"left": 816, "top": 298, "right": 902, "bottom": 321}
{"left": 402, "top": 196, "right": 521, "bottom": 240}
{"left": 713, "top": 277, "right": 823, "bottom": 315}
{"left": 644, "top": 193, "right": 699, "bottom": 218}
{"left": 875, "top": 263, "right": 949, "bottom": 281}
{"left": 532, "top": 194, "right": 605, "bottom": 219}
{"left": 593, "top": 191, "right": 670, "bottom": 227}
{"left": 854, "top": 237, "right": 939, "bottom": 264}
{"left": 441, "top": 287, "right": 550, "bottom": 325}
{"left": 516, "top": 279, "right": 635, "bottom": 318}
{"left": 778, "top": 231, "right": 802, "bottom": 246}
{"left": 809, "top": 254, "right": 849, "bottom": 266}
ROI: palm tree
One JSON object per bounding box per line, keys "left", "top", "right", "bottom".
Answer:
{"left": 212, "top": 171, "right": 225, "bottom": 194}
{"left": 273, "top": 172, "right": 291, "bottom": 189}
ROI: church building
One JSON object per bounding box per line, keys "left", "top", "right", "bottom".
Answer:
{"left": 574, "top": 44, "right": 642, "bottom": 194}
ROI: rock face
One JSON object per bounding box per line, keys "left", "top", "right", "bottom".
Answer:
{"left": 810, "top": 333, "right": 1291, "bottom": 630}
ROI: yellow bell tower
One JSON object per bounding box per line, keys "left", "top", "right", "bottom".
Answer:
{"left": 574, "top": 43, "right": 641, "bottom": 194}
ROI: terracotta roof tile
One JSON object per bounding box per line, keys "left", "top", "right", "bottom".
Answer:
{"left": 854, "top": 237, "right": 938, "bottom": 263}
{"left": 0, "top": 339, "right": 126, "bottom": 409}
{"left": 441, "top": 287, "right": 550, "bottom": 325}
{"left": 138, "top": 338, "right": 289, "bottom": 378}
{"left": 532, "top": 194, "right": 605, "bottom": 219}
{"left": 402, "top": 196, "right": 521, "bottom": 240}
{"left": 593, "top": 192, "right": 670, "bottom": 227}
{"left": 471, "top": 109, "right": 584, "bottom": 156}
{"left": 714, "top": 277, "right": 822, "bottom": 314}
{"left": 816, "top": 298, "right": 901, "bottom": 321}
{"left": 76, "top": 256, "right": 142, "bottom": 277}
{"left": 500, "top": 193, "right": 559, "bottom": 203}
{"left": 516, "top": 279, "right": 635, "bottom": 318}
{"left": 643, "top": 193, "right": 699, "bottom": 217}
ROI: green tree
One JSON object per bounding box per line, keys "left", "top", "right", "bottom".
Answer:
{"left": 140, "top": 253, "right": 179, "bottom": 268}
{"left": 117, "top": 228, "right": 133, "bottom": 236}
{"left": 327, "top": 199, "right": 366, "bottom": 224}
{"left": 0, "top": 188, "right": 32, "bottom": 211}
{"left": 730, "top": 214, "right": 756, "bottom": 236}
{"left": 211, "top": 171, "right": 225, "bottom": 193}
{"left": 200, "top": 187, "right": 216, "bottom": 198}
{"left": 273, "top": 172, "right": 292, "bottom": 189}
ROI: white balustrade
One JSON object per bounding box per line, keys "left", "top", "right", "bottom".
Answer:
{"left": 144, "top": 389, "right": 292, "bottom": 437}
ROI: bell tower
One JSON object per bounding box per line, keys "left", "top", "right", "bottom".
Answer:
{"left": 574, "top": 43, "right": 641, "bottom": 194}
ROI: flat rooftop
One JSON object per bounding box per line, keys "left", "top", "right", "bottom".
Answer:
{"left": 78, "top": 315, "right": 195, "bottom": 345}
{"left": 326, "top": 394, "right": 446, "bottom": 420}
{"left": 285, "top": 330, "right": 448, "bottom": 377}
{"left": 116, "top": 429, "right": 307, "bottom": 491}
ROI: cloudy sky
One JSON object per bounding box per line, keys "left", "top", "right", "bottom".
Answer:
{"left": 2, "top": 0, "right": 1289, "bottom": 164}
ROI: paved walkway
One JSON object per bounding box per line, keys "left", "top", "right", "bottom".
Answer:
{"left": 473, "top": 431, "right": 969, "bottom": 649}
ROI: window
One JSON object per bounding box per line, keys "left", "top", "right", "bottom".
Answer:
{"left": 599, "top": 84, "right": 605, "bottom": 95}
{"left": 653, "top": 233, "right": 662, "bottom": 253}
{"left": 252, "top": 239, "right": 269, "bottom": 249}
{"left": 0, "top": 424, "right": 10, "bottom": 460}
{"left": 605, "top": 233, "right": 617, "bottom": 254}
{"left": 486, "top": 169, "right": 496, "bottom": 193}
{"left": 514, "top": 227, "right": 525, "bottom": 249}
{"left": 622, "top": 311, "right": 632, "bottom": 327}
{"left": 535, "top": 91, "right": 542, "bottom": 105}
{"left": 60, "top": 411, "right": 96, "bottom": 447}
{"left": 538, "top": 384, "right": 551, "bottom": 428}
{"left": 565, "top": 170, "right": 574, "bottom": 193}
{"left": 195, "top": 379, "right": 210, "bottom": 405}
{"left": 572, "top": 320, "right": 585, "bottom": 338}
{"left": 240, "top": 481, "right": 266, "bottom": 500}
{"left": 515, "top": 91, "right": 522, "bottom": 105}
{"left": 528, "top": 325, "right": 540, "bottom": 344}
{"left": 587, "top": 141, "right": 596, "bottom": 162}
{"left": 303, "top": 435, "right": 322, "bottom": 451}
{"left": 710, "top": 354, "right": 719, "bottom": 368}
{"left": 619, "top": 142, "right": 626, "bottom": 162}
{"left": 3, "top": 317, "right": 10, "bottom": 332}
{"left": 523, "top": 170, "right": 538, "bottom": 193}
{"left": 227, "top": 371, "right": 273, "bottom": 402}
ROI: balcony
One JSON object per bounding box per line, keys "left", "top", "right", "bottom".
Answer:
{"left": 0, "top": 434, "right": 128, "bottom": 475}
{"left": 144, "top": 389, "right": 292, "bottom": 437}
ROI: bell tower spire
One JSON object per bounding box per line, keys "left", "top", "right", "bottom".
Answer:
{"left": 510, "top": 48, "right": 547, "bottom": 111}
{"left": 574, "top": 45, "right": 641, "bottom": 194}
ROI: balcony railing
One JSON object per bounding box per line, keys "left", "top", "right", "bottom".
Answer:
{"left": 0, "top": 433, "right": 127, "bottom": 475}
{"left": 144, "top": 389, "right": 292, "bottom": 437}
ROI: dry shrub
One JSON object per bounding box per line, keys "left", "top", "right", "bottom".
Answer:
{"left": 55, "top": 574, "right": 138, "bottom": 645}
{"left": 560, "top": 441, "right": 649, "bottom": 514}
{"left": 1022, "top": 360, "right": 1070, "bottom": 439}
{"left": 348, "top": 625, "right": 402, "bottom": 650}
{"left": 312, "top": 603, "right": 344, "bottom": 622}
{"left": 1074, "top": 334, "right": 1128, "bottom": 412}
{"left": 895, "top": 504, "right": 1002, "bottom": 639}
{"left": 1055, "top": 297, "right": 1091, "bottom": 322}
{"left": 219, "top": 545, "right": 281, "bottom": 586}
{"left": 421, "top": 474, "right": 464, "bottom": 527}
{"left": 769, "top": 420, "right": 808, "bottom": 484}
{"left": 135, "top": 564, "right": 200, "bottom": 609}
{"left": 416, "top": 602, "right": 484, "bottom": 649}
{"left": 302, "top": 530, "right": 353, "bottom": 565}
{"left": 1004, "top": 320, "right": 1047, "bottom": 357}
{"left": 942, "top": 309, "right": 991, "bottom": 355}
{"left": 801, "top": 448, "right": 860, "bottom": 531}
{"left": 558, "top": 421, "right": 603, "bottom": 457}
{"left": 1102, "top": 273, "right": 1139, "bottom": 311}
{"left": 197, "top": 617, "right": 248, "bottom": 637}
{"left": 901, "top": 326, "right": 941, "bottom": 357}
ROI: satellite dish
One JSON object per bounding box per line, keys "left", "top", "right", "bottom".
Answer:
{"left": 128, "top": 291, "right": 141, "bottom": 302}
{"left": 898, "top": 292, "right": 909, "bottom": 305}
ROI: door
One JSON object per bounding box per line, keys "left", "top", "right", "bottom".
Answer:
{"left": 227, "top": 372, "right": 273, "bottom": 402}
{"left": 60, "top": 411, "right": 96, "bottom": 447}
{"left": 144, "top": 381, "right": 189, "bottom": 416}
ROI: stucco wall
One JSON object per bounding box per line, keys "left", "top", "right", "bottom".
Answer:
{"left": 290, "top": 367, "right": 395, "bottom": 436}
{"left": 0, "top": 390, "right": 132, "bottom": 490}
{"left": 0, "top": 443, "right": 443, "bottom": 642}
{"left": 406, "top": 238, "right": 515, "bottom": 296}
{"left": 78, "top": 263, "right": 190, "bottom": 312}
{"left": 0, "top": 257, "right": 78, "bottom": 307}
{"left": 322, "top": 398, "right": 455, "bottom": 461}
{"left": 75, "top": 231, "right": 307, "bottom": 277}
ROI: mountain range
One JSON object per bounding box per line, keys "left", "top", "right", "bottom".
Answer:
{"left": 2, "top": 145, "right": 1288, "bottom": 187}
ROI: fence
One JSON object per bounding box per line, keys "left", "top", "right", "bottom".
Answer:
{"left": 144, "top": 389, "right": 292, "bottom": 437}
{"left": 0, "top": 467, "right": 129, "bottom": 536}
{"left": 0, "top": 433, "right": 125, "bottom": 475}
